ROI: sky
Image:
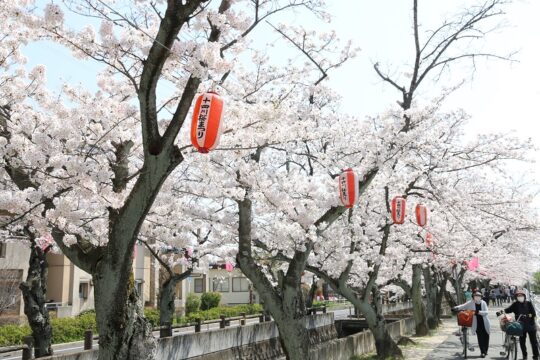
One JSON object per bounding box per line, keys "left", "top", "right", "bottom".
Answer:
{"left": 24, "top": 0, "right": 539, "bottom": 206}
{"left": 325, "top": 0, "right": 540, "bottom": 185}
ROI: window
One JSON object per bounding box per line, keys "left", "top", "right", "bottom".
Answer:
{"left": 79, "top": 282, "right": 89, "bottom": 300}
{"left": 194, "top": 278, "right": 204, "bottom": 293}
{"left": 0, "top": 243, "right": 6, "bottom": 258}
{"left": 232, "top": 277, "right": 249, "bottom": 292}
{"left": 135, "top": 280, "right": 143, "bottom": 297}
{"left": 212, "top": 277, "right": 229, "bottom": 292}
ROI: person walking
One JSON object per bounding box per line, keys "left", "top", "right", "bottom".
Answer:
{"left": 465, "top": 288, "right": 473, "bottom": 301}
{"left": 483, "top": 288, "right": 490, "bottom": 306}
{"left": 494, "top": 287, "right": 502, "bottom": 306}
{"left": 504, "top": 289, "right": 539, "bottom": 360}
{"left": 453, "top": 290, "right": 491, "bottom": 357}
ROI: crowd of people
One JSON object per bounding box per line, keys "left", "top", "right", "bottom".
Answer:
{"left": 454, "top": 287, "right": 538, "bottom": 359}
{"left": 464, "top": 285, "right": 526, "bottom": 306}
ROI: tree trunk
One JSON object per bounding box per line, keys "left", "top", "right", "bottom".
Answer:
{"left": 19, "top": 243, "right": 52, "bottom": 358}
{"left": 93, "top": 254, "right": 156, "bottom": 360}
{"left": 423, "top": 267, "right": 438, "bottom": 329}
{"left": 356, "top": 299, "right": 403, "bottom": 359}
{"left": 274, "top": 316, "right": 310, "bottom": 360}
{"left": 435, "top": 275, "right": 448, "bottom": 320}
{"left": 159, "top": 277, "right": 177, "bottom": 327}
{"left": 412, "top": 264, "right": 428, "bottom": 336}
{"left": 236, "top": 194, "right": 310, "bottom": 360}
{"left": 323, "top": 276, "right": 403, "bottom": 359}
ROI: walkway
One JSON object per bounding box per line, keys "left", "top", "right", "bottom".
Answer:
{"left": 403, "top": 306, "right": 518, "bottom": 359}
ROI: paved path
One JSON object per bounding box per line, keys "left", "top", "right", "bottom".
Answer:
{"left": 404, "top": 305, "right": 519, "bottom": 360}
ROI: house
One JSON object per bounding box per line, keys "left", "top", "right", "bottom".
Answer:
{"left": 186, "top": 264, "right": 259, "bottom": 306}
{"left": 0, "top": 241, "right": 28, "bottom": 324}
{"left": 0, "top": 241, "right": 161, "bottom": 322}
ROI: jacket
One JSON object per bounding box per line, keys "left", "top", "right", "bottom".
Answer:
{"left": 505, "top": 300, "right": 537, "bottom": 331}
{"left": 455, "top": 300, "right": 491, "bottom": 335}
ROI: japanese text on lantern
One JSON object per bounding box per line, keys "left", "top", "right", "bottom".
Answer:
{"left": 197, "top": 95, "right": 212, "bottom": 139}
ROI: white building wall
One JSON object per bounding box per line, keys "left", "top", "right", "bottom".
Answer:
{"left": 187, "top": 268, "right": 259, "bottom": 305}
{"left": 0, "top": 242, "right": 30, "bottom": 319}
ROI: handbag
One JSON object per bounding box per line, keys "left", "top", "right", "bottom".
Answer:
{"left": 457, "top": 310, "right": 475, "bottom": 327}
{"left": 505, "top": 321, "right": 524, "bottom": 336}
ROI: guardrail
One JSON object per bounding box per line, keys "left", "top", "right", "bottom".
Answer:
{"left": 1, "top": 306, "right": 332, "bottom": 358}
{"left": 154, "top": 306, "right": 328, "bottom": 338}
{"left": 0, "top": 337, "right": 34, "bottom": 360}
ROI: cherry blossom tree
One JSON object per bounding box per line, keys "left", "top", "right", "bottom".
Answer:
{"left": 2, "top": 1, "right": 346, "bottom": 359}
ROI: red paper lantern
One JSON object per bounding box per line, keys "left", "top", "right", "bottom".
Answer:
{"left": 391, "top": 196, "right": 406, "bottom": 224}
{"left": 338, "top": 168, "right": 359, "bottom": 208}
{"left": 190, "top": 92, "right": 224, "bottom": 153}
{"left": 415, "top": 203, "right": 428, "bottom": 227}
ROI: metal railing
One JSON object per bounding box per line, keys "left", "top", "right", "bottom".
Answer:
{"left": 155, "top": 306, "right": 328, "bottom": 338}
{"left": 0, "top": 306, "right": 330, "bottom": 358}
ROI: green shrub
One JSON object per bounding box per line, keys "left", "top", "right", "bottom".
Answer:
{"left": 51, "top": 313, "right": 97, "bottom": 344}
{"left": 77, "top": 309, "right": 96, "bottom": 317}
{"left": 0, "top": 324, "right": 31, "bottom": 346}
{"left": 144, "top": 308, "right": 160, "bottom": 327}
{"left": 0, "top": 303, "right": 264, "bottom": 347}
{"left": 200, "top": 292, "right": 221, "bottom": 310}
{"left": 186, "top": 304, "right": 263, "bottom": 323}
{"left": 186, "top": 293, "right": 200, "bottom": 315}
{"left": 0, "top": 312, "right": 97, "bottom": 347}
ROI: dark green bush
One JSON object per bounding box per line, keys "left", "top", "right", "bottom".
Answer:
{"left": 186, "top": 293, "right": 200, "bottom": 315}
{"left": 50, "top": 314, "right": 97, "bottom": 344}
{"left": 144, "top": 308, "right": 160, "bottom": 327}
{"left": 200, "top": 292, "right": 221, "bottom": 310}
{"left": 0, "top": 303, "right": 265, "bottom": 346}
{"left": 186, "top": 304, "right": 263, "bottom": 323}
{"left": 0, "top": 324, "right": 31, "bottom": 346}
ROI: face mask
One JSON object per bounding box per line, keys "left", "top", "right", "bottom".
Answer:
{"left": 517, "top": 296, "right": 525, "bottom": 303}
{"left": 474, "top": 296, "right": 482, "bottom": 303}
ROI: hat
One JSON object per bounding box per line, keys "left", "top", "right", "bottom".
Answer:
{"left": 473, "top": 291, "right": 482, "bottom": 297}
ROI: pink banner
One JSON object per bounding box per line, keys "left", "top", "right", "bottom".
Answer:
{"left": 467, "top": 257, "right": 479, "bottom": 271}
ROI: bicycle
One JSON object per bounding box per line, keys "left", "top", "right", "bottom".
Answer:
{"left": 452, "top": 308, "right": 475, "bottom": 358}
{"left": 497, "top": 310, "right": 524, "bottom": 360}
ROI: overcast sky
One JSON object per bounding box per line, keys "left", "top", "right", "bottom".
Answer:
{"left": 24, "top": 0, "right": 539, "bottom": 206}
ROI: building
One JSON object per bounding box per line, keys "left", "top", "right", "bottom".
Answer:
{"left": 0, "top": 241, "right": 29, "bottom": 324}
{"left": 0, "top": 242, "right": 161, "bottom": 322}
{"left": 0, "top": 237, "right": 257, "bottom": 324}
{"left": 186, "top": 264, "right": 258, "bottom": 305}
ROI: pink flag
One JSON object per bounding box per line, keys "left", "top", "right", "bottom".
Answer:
{"left": 468, "top": 257, "right": 479, "bottom": 271}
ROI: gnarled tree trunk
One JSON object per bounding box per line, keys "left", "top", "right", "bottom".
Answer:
{"left": 19, "top": 241, "right": 52, "bottom": 358}
{"left": 158, "top": 271, "right": 191, "bottom": 327}
{"left": 412, "top": 264, "right": 428, "bottom": 336}
{"left": 237, "top": 194, "right": 311, "bottom": 360}
{"left": 423, "top": 266, "right": 438, "bottom": 329}
{"left": 357, "top": 298, "right": 403, "bottom": 359}
{"left": 435, "top": 274, "right": 448, "bottom": 320}
{"left": 93, "top": 257, "right": 156, "bottom": 360}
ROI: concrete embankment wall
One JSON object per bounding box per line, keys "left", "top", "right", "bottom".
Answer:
{"left": 36, "top": 312, "right": 418, "bottom": 360}
{"left": 306, "top": 317, "right": 416, "bottom": 360}
{"left": 36, "top": 314, "right": 334, "bottom": 360}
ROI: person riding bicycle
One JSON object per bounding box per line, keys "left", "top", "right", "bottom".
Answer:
{"left": 453, "top": 290, "right": 491, "bottom": 357}
{"left": 504, "top": 289, "right": 539, "bottom": 360}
